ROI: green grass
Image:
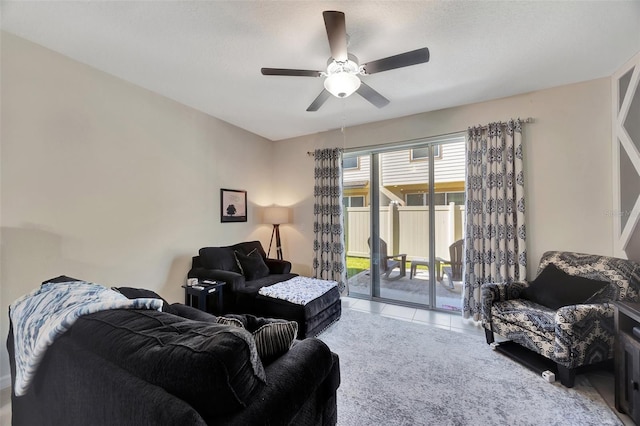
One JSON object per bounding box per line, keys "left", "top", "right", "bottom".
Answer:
{"left": 346, "top": 256, "right": 439, "bottom": 278}
{"left": 346, "top": 256, "right": 370, "bottom": 278}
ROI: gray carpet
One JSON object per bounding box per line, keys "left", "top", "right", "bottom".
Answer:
{"left": 319, "top": 308, "right": 622, "bottom": 426}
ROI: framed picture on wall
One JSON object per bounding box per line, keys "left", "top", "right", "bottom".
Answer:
{"left": 220, "top": 188, "right": 247, "bottom": 222}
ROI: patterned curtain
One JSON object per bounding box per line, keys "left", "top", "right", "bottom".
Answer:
{"left": 463, "top": 119, "right": 527, "bottom": 320}
{"left": 313, "top": 148, "right": 347, "bottom": 294}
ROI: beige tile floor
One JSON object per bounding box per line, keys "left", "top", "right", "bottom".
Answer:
{"left": 341, "top": 296, "right": 634, "bottom": 425}
{"left": 0, "top": 298, "right": 632, "bottom": 425}
{"left": 342, "top": 296, "right": 482, "bottom": 334}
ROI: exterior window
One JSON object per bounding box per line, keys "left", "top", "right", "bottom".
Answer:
{"left": 343, "top": 156, "right": 359, "bottom": 170}
{"left": 433, "top": 193, "right": 446, "bottom": 205}
{"left": 447, "top": 192, "right": 465, "bottom": 205}
{"left": 406, "top": 193, "right": 426, "bottom": 206}
{"left": 405, "top": 192, "right": 465, "bottom": 206}
{"left": 410, "top": 145, "right": 440, "bottom": 161}
{"left": 343, "top": 196, "right": 365, "bottom": 207}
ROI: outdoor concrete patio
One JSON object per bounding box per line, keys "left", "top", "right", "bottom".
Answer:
{"left": 347, "top": 266, "right": 463, "bottom": 311}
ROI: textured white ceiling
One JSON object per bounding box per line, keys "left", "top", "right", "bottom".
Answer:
{"left": 2, "top": 1, "right": 640, "bottom": 141}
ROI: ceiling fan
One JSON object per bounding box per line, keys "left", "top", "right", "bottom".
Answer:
{"left": 261, "top": 10, "right": 430, "bottom": 112}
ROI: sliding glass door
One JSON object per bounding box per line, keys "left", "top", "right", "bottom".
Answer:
{"left": 344, "top": 135, "right": 466, "bottom": 311}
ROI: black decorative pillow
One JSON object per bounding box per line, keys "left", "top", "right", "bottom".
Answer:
{"left": 520, "top": 263, "right": 609, "bottom": 310}
{"left": 234, "top": 249, "right": 270, "bottom": 280}
{"left": 217, "top": 315, "right": 298, "bottom": 363}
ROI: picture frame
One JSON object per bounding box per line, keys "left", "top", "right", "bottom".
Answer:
{"left": 220, "top": 188, "right": 247, "bottom": 222}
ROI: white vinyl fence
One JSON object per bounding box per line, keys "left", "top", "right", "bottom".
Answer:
{"left": 345, "top": 202, "right": 465, "bottom": 260}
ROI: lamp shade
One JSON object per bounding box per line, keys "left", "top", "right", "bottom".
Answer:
{"left": 324, "top": 72, "right": 361, "bottom": 98}
{"left": 264, "top": 206, "right": 290, "bottom": 224}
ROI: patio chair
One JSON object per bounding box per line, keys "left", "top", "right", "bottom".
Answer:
{"left": 436, "top": 239, "right": 464, "bottom": 289}
{"left": 368, "top": 238, "right": 407, "bottom": 280}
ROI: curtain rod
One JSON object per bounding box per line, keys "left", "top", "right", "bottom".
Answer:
{"left": 475, "top": 117, "right": 534, "bottom": 131}
{"left": 306, "top": 117, "right": 534, "bottom": 156}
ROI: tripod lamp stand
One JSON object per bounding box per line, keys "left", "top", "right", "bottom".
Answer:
{"left": 264, "top": 206, "right": 290, "bottom": 260}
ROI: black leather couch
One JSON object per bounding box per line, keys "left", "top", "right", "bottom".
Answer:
{"left": 8, "top": 285, "right": 340, "bottom": 426}
{"left": 188, "top": 241, "right": 297, "bottom": 313}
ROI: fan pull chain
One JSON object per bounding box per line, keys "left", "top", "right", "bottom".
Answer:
{"left": 341, "top": 98, "right": 347, "bottom": 150}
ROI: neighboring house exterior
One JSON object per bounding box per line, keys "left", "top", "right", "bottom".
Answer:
{"left": 343, "top": 140, "right": 467, "bottom": 259}
{"left": 343, "top": 140, "right": 466, "bottom": 208}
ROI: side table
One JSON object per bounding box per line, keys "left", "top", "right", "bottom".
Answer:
{"left": 409, "top": 258, "right": 448, "bottom": 283}
{"left": 182, "top": 281, "right": 226, "bottom": 315}
{"left": 614, "top": 301, "right": 640, "bottom": 424}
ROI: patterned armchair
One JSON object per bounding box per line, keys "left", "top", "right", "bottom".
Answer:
{"left": 482, "top": 251, "right": 640, "bottom": 387}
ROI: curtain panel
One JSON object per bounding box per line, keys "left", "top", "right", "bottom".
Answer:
{"left": 313, "top": 148, "right": 347, "bottom": 294}
{"left": 463, "top": 119, "right": 527, "bottom": 320}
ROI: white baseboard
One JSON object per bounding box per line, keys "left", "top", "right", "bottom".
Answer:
{"left": 0, "top": 375, "right": 10, "bottom": 391}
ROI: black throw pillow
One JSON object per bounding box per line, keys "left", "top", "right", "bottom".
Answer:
{"left": 234, "top": 249, "right": 270, "bottom": 281}
{"left": 520, "top": 263, "right": 609, "bottom": 310}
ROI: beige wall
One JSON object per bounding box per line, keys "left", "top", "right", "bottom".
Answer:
{"left": 273, "top": 78, "right": 613, "bottom": 278}
{"left": 0, "top": 33, "right": 276, "bottom": 384}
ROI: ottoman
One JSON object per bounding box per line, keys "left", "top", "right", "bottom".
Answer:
{"left": 254, "top": 277, "right": 342, "bottom": 339}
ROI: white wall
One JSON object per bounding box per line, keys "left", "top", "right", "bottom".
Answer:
{"left": 0, "top": 33, "right": 275, "bottom": 386}
{"left": 273, "top": 78, "right": 613, "bottom": 278}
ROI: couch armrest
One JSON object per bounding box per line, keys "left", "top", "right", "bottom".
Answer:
{"left": 265, "top": 258, "right": 292, "bottom": 274}
{"left": 214, "top": 338, "right": 339, "bottom": 426}
{"left": 554, "top": 303, "right": 615, "bottom": 368}
{"left": 188, "top": 268, "right": 246, "bottom": 292}
{"left": 481, "top": 281, "right": 527, "bottom": 326}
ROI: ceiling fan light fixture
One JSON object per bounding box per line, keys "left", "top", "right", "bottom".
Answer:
{"left": 324, "top": 72, "right": 361, "bottom": 98}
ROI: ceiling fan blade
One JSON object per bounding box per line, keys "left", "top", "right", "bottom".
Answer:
{"left": 356, "top": 82, "right": 390, "bottom": 108}
{"left": 306, "top": 89, "right": 331, "bottom": 112}
{"left": 323, "top": 11, "right": 348, "bottom": 62}
{"left": 362, "top": 47, "right": 430, "bottom": 74}
{"left": 261, "top": 68, "right": 322, "bottom": 77}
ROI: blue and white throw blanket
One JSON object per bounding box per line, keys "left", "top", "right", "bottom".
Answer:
{"left": 258, "top": 276, "right": 337, "bottom": 305}
{"left": 10, "top": 281, "right": 164, "bottom": 396}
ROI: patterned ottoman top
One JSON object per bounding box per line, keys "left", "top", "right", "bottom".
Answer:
{"left": 258, "top": 277, "right": 337, "bottom": 306}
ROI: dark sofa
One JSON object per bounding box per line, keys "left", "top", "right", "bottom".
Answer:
{"left": 8, "top": 284, "right": 340, "bottom": 426}
{"left": 187, "top": 241, "right": 342, "bottom": 339}
{"left": 188, "top": 240, "right": 297, "bottom": 313}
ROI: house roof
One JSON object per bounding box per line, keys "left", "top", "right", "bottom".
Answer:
{"left": 2, "top": 1, "right": 639, "bottom": 141}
